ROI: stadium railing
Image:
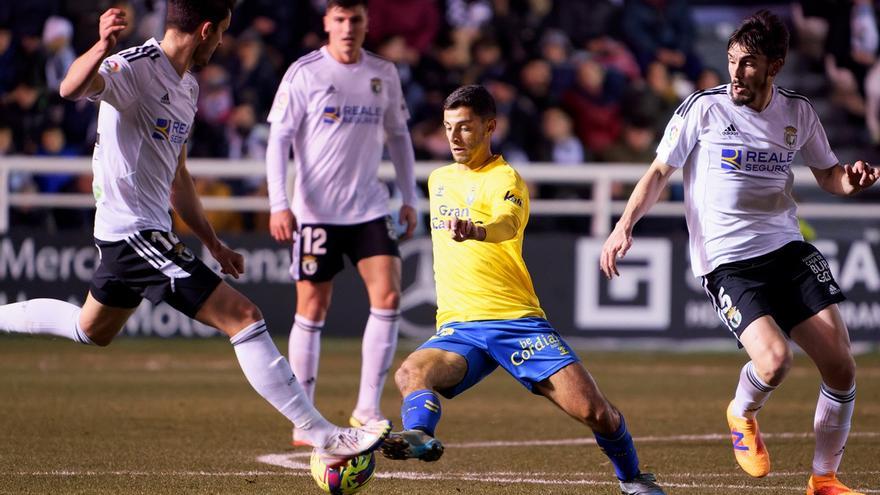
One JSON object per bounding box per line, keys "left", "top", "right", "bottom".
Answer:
{"left": 1, "top": 156, "right": 877, "bottom": 235}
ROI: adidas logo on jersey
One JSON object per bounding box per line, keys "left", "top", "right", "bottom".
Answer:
{"left": 722, "top": 124, "right": 739, "bottom": 137}
{"left": 829, "top": 284, "right": 840, "bottom": 295}
{"left": 160, "top": 93, "right": 170, "bottom": 105}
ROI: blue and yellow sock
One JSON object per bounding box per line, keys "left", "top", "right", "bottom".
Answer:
{"left": 593, "top": 414, "right": 640, "bottom": 481}
{"left": 401, "top": 389, "right": 441, "bottom": 436}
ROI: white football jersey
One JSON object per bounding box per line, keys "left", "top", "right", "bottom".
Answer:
{"left": 656, "top": 84, "right": 838, "bottom": 277}
{"left": 88, "top": 38, "right": 198, "bottom": 241}
{"left": 267, "top": 47, "right": 410, "bottom": 224}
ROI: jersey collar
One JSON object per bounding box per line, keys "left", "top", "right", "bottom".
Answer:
{"left": 149, "top": 38, "right": 187, "bottom": 82}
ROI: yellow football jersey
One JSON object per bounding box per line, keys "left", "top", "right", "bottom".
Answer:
{"left": 428, "top": 155, "right": 545, "bottom": 328}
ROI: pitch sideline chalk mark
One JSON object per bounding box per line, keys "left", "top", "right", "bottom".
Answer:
{"left": 253, "top": 431, "right": 880, "bottom": 493}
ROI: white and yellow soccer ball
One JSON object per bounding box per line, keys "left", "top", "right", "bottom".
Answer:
{"left": 309, "top": 449, "right": 377, "bottom": 495}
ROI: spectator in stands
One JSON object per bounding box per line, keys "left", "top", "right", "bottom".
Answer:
{"left": 536, "top": 106, "right": 585, "bottom": 165}
{"left": 410, "top": 120, "right": 452, "bottom": 161}
{"left": 696, "top": 67, "right": 722, "bottom": 91}
{"left": 4, "top": 81, "right": 48, "bottom": 154}
{"left": 539, "top": 29, "right": 576, "bottom": 96}
{"left": 599, "top": 116, "right": 656, "bottom": 166}
{"left": 366, "top": 0, "right": 440, "bottom": 59}
{"left": 587, "top": 36, "right": 643, "bottom": 83}
{"left": 462, "top": 35, "right": 505, "bottom": 85}
{"left": 621, "top": 0, "right": 703, "bottom": 81}
{"left": 227, "top": 103, "right": 268, "bottom": 161}
{"left": 230, "top": 30, "right": 277, "bottom": 118}
{"left": 377, "top": 34, "right": 425, "bottom": 112}
{"left": 0, "top": 26, "right": 16, "bottom": 94}
{"left": 519, "top": 58, "right": 556, "bottom": 110}
{"left": 546, "top": 0, "right": 619, "bottom": 49}
{"left": 446, "top": 0, "right": 493, "bottom": 31}
{"left": 34, "top": 126, "right": 77, "bottom": 193}
{"left": 562, "top": 56, "right": 623, "bottom": 156}
{"left": 42, "top": 16, "right": 76, "bottom": 93}
{"left": 484, "top": 77, "right": 540, "bottom": 160}
{"left": 191, "top": 64, "right": 233, "bottom": 157}
{"left": 824, "top": 0, "right": 878, "bottom": 116}
{"left": 491, "top": 113, "right": 529, "bottom": 164}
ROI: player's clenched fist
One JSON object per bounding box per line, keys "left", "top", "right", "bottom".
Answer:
{"left": 445, "top": 217, "right": 486, "bottom": 242}
{"left": 98, "top": 8, "right": 127, "bottom": 52}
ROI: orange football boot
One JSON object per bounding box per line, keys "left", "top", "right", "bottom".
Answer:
{"left": 807, "top": 473, "right": 865, "bottom": 495}
{"left": 726, "top": 400, "right": 770, "bottom": 477}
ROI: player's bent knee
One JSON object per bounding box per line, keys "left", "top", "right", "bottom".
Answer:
{"left": 755, "top": 348, "right": 792, "bottom": 385}
{"left": 394, "top": 360, "right": 426, "bottom": 394}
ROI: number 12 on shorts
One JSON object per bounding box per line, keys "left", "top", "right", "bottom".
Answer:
{"left": 300, "top": 226, "right": 327, "bottom": 255}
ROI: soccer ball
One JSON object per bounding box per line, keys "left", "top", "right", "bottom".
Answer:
{"left": 309, "top": 449, "right": 376, "bottom": 495}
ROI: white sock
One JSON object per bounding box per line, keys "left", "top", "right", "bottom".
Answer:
{"left": 353, "top": 308, "right": 399, "bottom": 421}
{"left": 731, "top": 361, "right": 776, "bottom": 419}
{"left": 289, "top": 315, "right": 323, "bottom": 403}
{"left": 0, "top": 299, "right": 94, "bottom": 345}
{"left": 231, "top": 320, "right": 332, "bottom": 443}
{"left": 813, "top": 382, "right": 855, "bottom": 475}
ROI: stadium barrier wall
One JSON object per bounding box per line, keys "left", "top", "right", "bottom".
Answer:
{"left": 1, "top": 231, "right": 878, "bottom": 342}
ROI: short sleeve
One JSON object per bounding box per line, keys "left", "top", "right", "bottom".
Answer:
{"left": 383, "top": 67, "right": 410, "bottom": 134}
{"left": 655, "top": 100, "right": 702, "bottom": 168}
{"left": 89, "top": 55, "right": 138, "bottom": 110}
{"left": 799, "top": 106, "right": 838, "bottom": 169}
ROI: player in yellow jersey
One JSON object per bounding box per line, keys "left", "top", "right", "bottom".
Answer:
{"left": 380, "top": 85, "right": 665, "bottom": 495}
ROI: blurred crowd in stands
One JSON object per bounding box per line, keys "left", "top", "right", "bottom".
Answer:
{"left": 1, "top": 0, "right": 878, "bottom": 232}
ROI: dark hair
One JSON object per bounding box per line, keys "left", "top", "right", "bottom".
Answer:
{"left": 727, "top": 9, "right": 789, "bottom": 61}
{"left": 443, "top": 85, "right": 496, "bottom": 119}
{"left": 326, "top": 0, "right": 367, "bottom": 10}
{"left": 166, "top": 0, "right": 235, "bottom": 33}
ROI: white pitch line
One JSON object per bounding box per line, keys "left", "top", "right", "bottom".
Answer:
{"left": 446, "top": 431, "right": 880, "bottom": 448}
{"left": 255, "top": 451, "right": 880, "bottom": 493}
{"left": 8, "top": 470, "right": 305, "bottom": 477}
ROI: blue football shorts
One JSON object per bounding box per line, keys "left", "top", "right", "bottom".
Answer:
{"left": 416, "top": 317, "right": 580, "bottom": 398}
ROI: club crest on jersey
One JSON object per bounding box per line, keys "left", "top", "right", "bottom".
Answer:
{"left": 720, "top": 148, "right": 742, "bottom": 170}
{"left": 466, "top": 185, "right": 477, "bottom": 205}
{"left": 784, "top": 126, "right": 797, "bottom": 148}
{"left": 322, "top": 106, "right": 340, "bottom": 124}
{"left": 302, "top": 255, "right": 318, "bottom": 276}
{"left": 370, "top": 77, "right": 382, "bottom": 94}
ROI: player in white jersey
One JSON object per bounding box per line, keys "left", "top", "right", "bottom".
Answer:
{"left": 0, "top": 0, "right": 390, "bottom": 468}
{"left": 265, "top": 0, "right": 417, "bottom": 443}
{"left": 600, "top": 11, "right": 877, "bottom": 494}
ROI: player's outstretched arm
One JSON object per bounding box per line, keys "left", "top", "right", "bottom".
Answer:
{"left": 170, "top": 151, "right": 244, "bottom": 278}
{"left": 811, "top": 160, "right": 880, "bottom": 196}
{"left": 59, "top": 8, "right": 126, "bottom": 100}
{"left": 600, "top": 158, "right": 676, "bottom": 280}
